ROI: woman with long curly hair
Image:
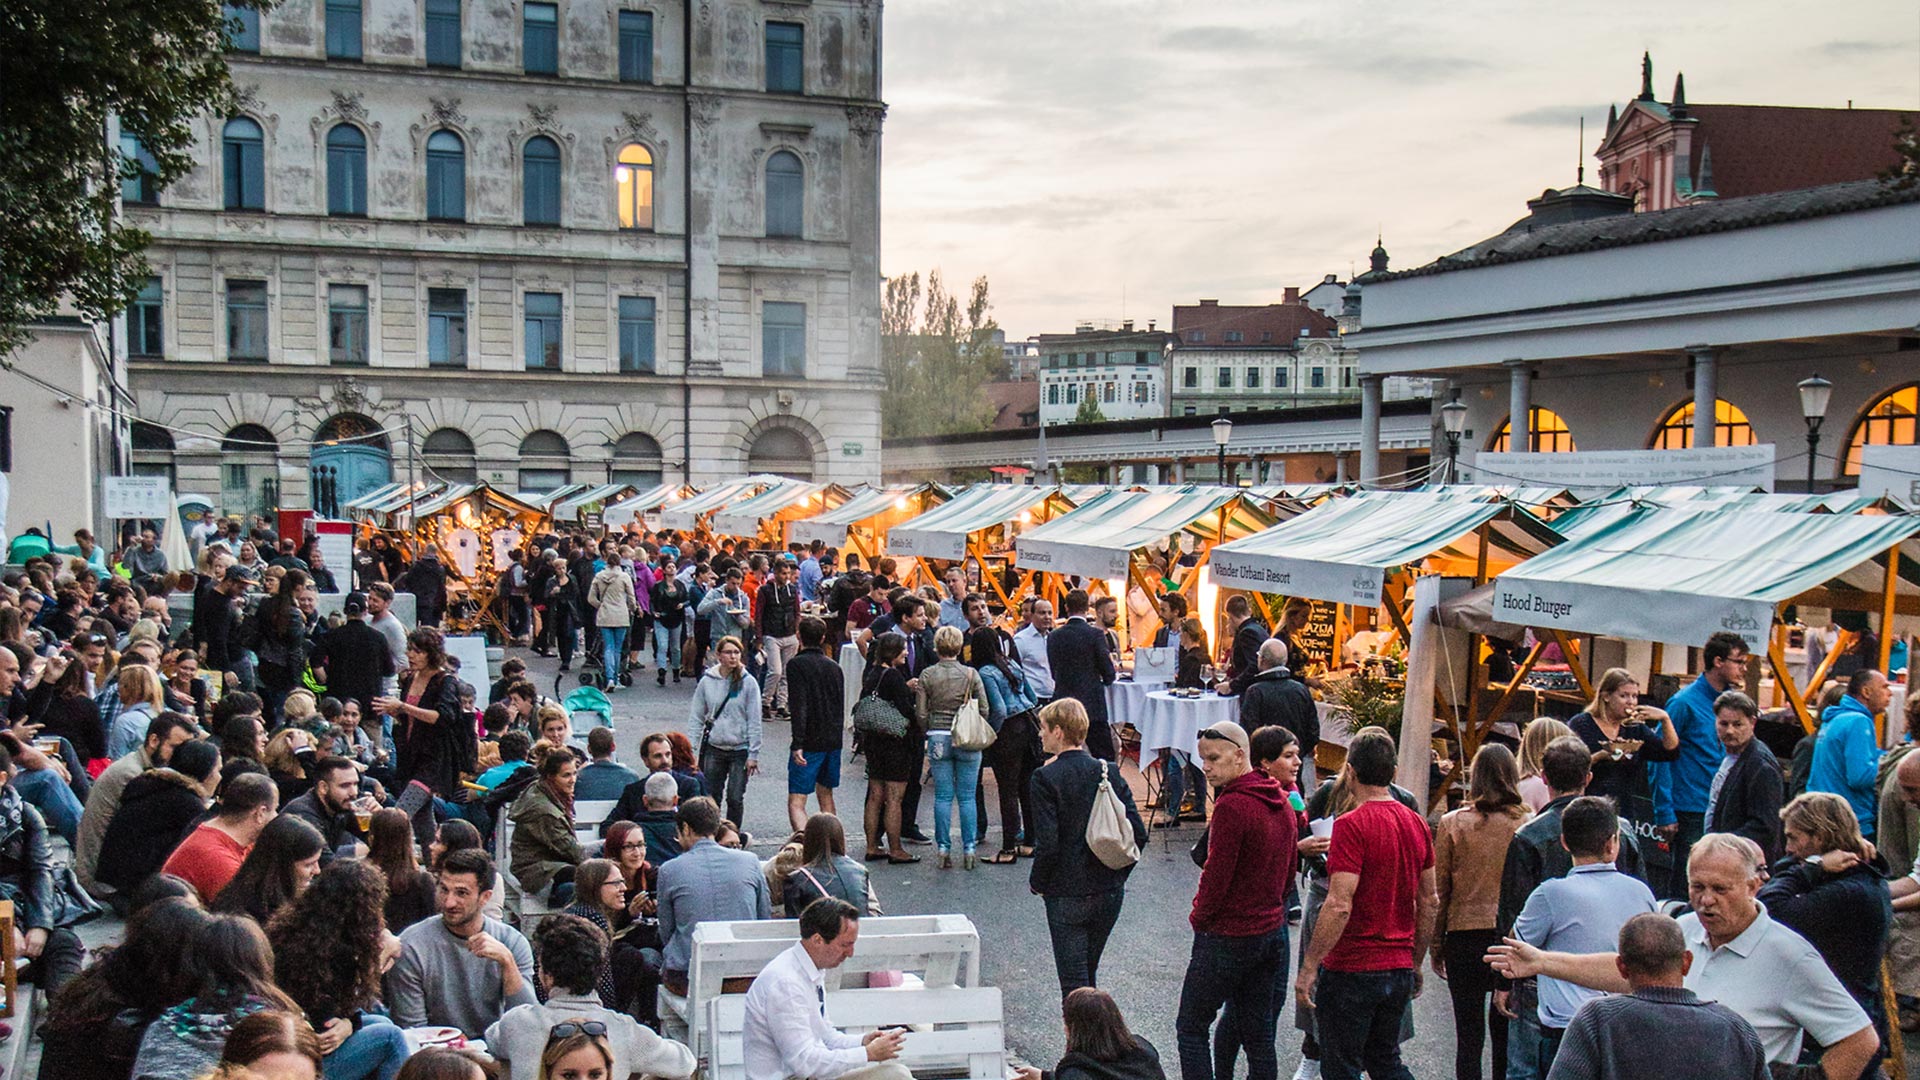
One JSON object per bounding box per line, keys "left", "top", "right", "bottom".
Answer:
{"left": 211, "top": 813, "right": 325, "bottom": 924}
{"left": 268, "top": 858, "right": 411, "bottom": 1080}
{"left": 368, "top": 807, "right": 438, "bottom": 933}
{"left": 42, "top": 896, "right": 211, "bottom": 1080}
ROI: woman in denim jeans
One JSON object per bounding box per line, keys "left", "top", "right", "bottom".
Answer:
{"left": 919, "top": 625, "right": 988, "bottom": 869}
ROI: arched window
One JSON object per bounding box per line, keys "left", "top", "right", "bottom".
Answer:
{"left": 426, "top": 130, "right": 465, "bottom": 221}
{"left": 523, "top": 136, "right": 561, "bottom": 226}
{"left": 517, "top": 429, "right": 571, "bottom": 492}
{"left": 1487, "top": 407, "right": 1576, "bottom": 453}
{"left": 326, "top": 124, "right": 367, "bottom": 216}
{"left": 1649, "top": 399, "right": 1757, "bottom": 450}
{"left": 221, "top": 423, "right": 277, "bottom": 454}
{"left": 221, "top": 424, "right": 278, "bottom": 517}
{"left": 422, "top": 427, "right": 477, "bottom": 483}
{"left": 616, "top": 144, "right": 653, "bottom": 230}
{"left": 222, "top": 117, "right": 265, "bottom": 211}
{"left": 765, "top": 150, "right": 802, "bottom": 238}
{"left": 747, "top": 425, "right": 814, "bottom": 479}
{"left": 130, "top": 422, "right": 175, "bottom": 486}
{"left": 131, "top": 422, "right": 174, "bottom": 452}
{"left": 610, "top": 432, "right": 663, "bottom": 487}
{"left": 1843, "top": 383, "right": 1919, "bottom": 476}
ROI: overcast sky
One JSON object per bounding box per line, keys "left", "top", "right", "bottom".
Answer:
{"left": 878, "top": 0, "right": 1920, "bottom": 338}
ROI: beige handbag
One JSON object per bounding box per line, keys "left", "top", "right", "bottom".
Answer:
{"left": 950, "top": 676, "right": 995, "bottom": 751}
{"left": 1086, "top": 760, "right": 1141, "bottom": 870}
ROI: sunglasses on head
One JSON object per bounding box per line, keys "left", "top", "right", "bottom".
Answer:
{"left": 1197, "top": 727, "right": 1236, "bottom": 743}
{"left": 548, "top": 1021, "right": 609, "bottom": 1041}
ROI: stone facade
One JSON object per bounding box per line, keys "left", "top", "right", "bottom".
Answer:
{"left": 127, "top": 0, "right": 884, "bottom": 519}
{"left": 1035, "top": 327, "right": 1172, "bottom": 427}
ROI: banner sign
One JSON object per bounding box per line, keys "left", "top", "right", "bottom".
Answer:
{"left": 887, "top": 526, "right": 966, "bottom": 563}
{"left": 103, "top": 476, "right": 174, "bottom": 519}
{"left": 311, "top": 519, "right": 355, "bottom": 594}
{"left": 1208, "top": 547, "right": 1385, "bottom": 607}
{"left": 1471, "top": 444, "right": 1776, "bottom": 494}
{"left": 1489, "top": 577, "right": 1774, "bottom": 651}
{"left": 1857, "top": 445, "right": 1920, "bottom": 504}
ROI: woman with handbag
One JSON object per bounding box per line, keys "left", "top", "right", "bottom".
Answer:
{"left": 969, "top": 626, "right": 1040, "bottom": 864}
{"left": 688, "top": 635, "right": 761, "bottom": 829}
{"left": 856, "top": 632, "right": 919, "bottom": 865}
{"left": 920, "top": 625, "right": 989, "bottom": 870}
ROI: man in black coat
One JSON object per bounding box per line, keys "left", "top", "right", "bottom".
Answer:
{"left": 1047, "top": 589, "right": 1117, "bottom": 761}
{"left": 1217, "top": 594, "right": 1271, "bottom": 698}
{"left": 1703, "top": 690, "right": 1785, "bottom": 864}
{"left": 399, "top": 549, "right": 448, "bottom": 627}
{"left": 1238, "top": 638, "right": 1320, "bottom": 778}
{"left": 784, "top": 617, "right": 845, "bottom": 832}
{"left": 309, "top": 593, "right": 395, "bottom": 715}
{"left": 1028, "top": 697, "right": 1146, "bottom": 999}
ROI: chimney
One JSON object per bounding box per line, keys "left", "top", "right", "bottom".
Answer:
{"left": 1122, "top": 319, "right": 1134, "bottom": 332}
{"left": 1147, "top": 319, "right": 1156, "bottom": 331}
{"left": 1283, "top": 287, "right": 1300, "bottom": 304}
{"left": 1198, "top": 299, "right": 1218, "bottom": 307}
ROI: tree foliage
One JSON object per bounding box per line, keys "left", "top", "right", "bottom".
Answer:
{"left": 1073, "top": 396, "right": 1107, "bottom": 424}
{"left": 881, "top": 270, "right": 1006, "bottom": 439}
{"left": 0, "top": 0, "right": 264, "bottom": 354}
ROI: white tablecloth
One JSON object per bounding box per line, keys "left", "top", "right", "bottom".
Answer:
{"left": 1106, "top": 677, "right": 1171, "bottom": 738}
{"left": 1132, "top": 689, "right": 1240, "bottom": 766}
{"left": 839, "top": 643, "right": 865, "bottom": 728}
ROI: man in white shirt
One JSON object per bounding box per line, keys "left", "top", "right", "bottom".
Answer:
{"left": 743, "top": 898, "right": 913, "bottom": 1080}
{"left": 1011, "top": 598, "right": 1055, "bottom": 702}
{"left": 1492, "top": 833, "right": 1877, "bottom": 1079}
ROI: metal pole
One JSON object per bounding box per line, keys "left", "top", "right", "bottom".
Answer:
{"left": 1805, "top": 425, "right": 1819, "bottom": 493}
{"left": 1216, "top": 444, "right": 1226, "bottom": 484}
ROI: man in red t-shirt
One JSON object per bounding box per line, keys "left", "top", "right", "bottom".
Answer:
{"left": 1295, "top": 731, "right": 1437, "bottom": 1080}
{"left": 160, "top": 771, "right": 277, "bottom": 903}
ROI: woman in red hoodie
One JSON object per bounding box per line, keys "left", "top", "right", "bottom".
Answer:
{"left": 1177, "top": 719, "right": 1300, "bottom": 1080}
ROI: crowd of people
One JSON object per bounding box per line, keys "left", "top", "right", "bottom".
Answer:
{"left": 6, "top": 512, "right": 1920, "bottom": 1080}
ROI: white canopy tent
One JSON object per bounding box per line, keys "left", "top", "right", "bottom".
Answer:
{"left": 657, "top": 477, "right": 781, "bottom": 533}
{"left": 710, "top": 481, "right": 848, "bottom": 541}
{"left": 1013, "top": 488, "right": 1278, "bottom": 580}
{"left": 888, "top": 485, "right": 1068, "bottom": 563}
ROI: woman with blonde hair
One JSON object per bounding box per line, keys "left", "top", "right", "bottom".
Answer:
{"left": 1567, "top": 667, "right": 1678, "bottom": 807}
{"left": 919, "top": 624, "right": 988, "bottom": 869}
{"left": 1514, "top": 717, "right": 1573, "bottom": 813}
{"left": 105, "top": 662, "right": 167, "bottom": 760}
{"left": 1431, "top": 743, "right": 1530, "bottom": 1080}
{"left": 1759, "top": 793, "right": 1893, "bottom": 1076}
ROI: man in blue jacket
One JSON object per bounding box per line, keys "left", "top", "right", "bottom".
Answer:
{"left": 1808, "top": 668, "right": 1890, "bottom": 839}
{"left": 1649, "top": 631, "right": 1749, "bottom": 899}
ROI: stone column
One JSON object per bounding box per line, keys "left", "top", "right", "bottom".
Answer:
{"left": 685, "top": 93, "right": 724, "bottom": 376}
{"left": 1688, "top": 345, "right": 1720, "bottom": 448}
{"left": 1506, "top": 360, "right": 1533, "bottom": 451}
{"left": 845, "top": 105, "right": 887, "bottom": 387}
{"left": 1358, "top": 374, "right": 1383, "bottom": 484}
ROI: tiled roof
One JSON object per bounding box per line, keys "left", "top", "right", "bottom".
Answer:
{"left": 1398, "top": 178, "right": 1920, "bottom": 279}
{"left": 1171, "top": 302, "right": 1337, "bottom": 344}
{"left": 1683, "top": 104, "right": 1913, "bottom": 199}
{"left": 981, "top": 380, "right": 1039, "bottom": 430}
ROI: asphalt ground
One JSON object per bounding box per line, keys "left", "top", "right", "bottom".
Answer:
{"left": 525, "top": 643, "right": 1468, "bottom": 1076}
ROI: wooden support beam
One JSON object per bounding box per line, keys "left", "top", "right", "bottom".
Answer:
{"left": 1478, "top": 640, "right": 1549, "bottom": 744}
{"left": 1880, "top": 543, "right": 1900, "bottom": 672}
{"left": 1549, "top": 631, "right": 1595, "bottom": 700}
{"left": 1790, "top": 587, "right": 1920, "bottom": 616}
{"left": 1766, "top": 633, "right": 1816, "bottom": 734}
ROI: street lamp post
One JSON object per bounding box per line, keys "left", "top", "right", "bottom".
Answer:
{"left": 1798, "top": 374, "right": 1833, "bottom": 493}
{"left": 1212, "top": 417, "right": 1233, "bottom": 485}
{"left": 1440, "top": 394, "right": 1469, "bottom": 483}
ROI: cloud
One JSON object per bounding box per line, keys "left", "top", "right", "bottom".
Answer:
{"left": 1506, "top": 104, "right": 1607, "bottom": 127}
{"left": 1815, "top": 40, "right": 1910, "bottom": 57}
{"left": 1161, "top": 25, "right": 1275, "bottom": 52}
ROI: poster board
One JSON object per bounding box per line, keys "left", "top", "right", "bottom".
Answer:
{"left": 1292, "top": 598, "right": 1338, "bottom": 677}
{"left": 310, "top": 519, "right": 354, "bottom": 594}
{"left": 103, "top": 476, "right": 173, "bottom": 519}
{"left": 442, "top": 634, "right": 492, "bottom": 687}
{"left": 1857, "top": 445, "right": 1920, "bottom": 504}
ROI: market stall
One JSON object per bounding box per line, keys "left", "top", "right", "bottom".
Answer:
{"left": 710, "top": 481, "right": 852, "bottom": 548}
{"left": 391, "top": 482, "right": 546, "bottom": 636}
{"left": 788, "top": 483, "right": 950, "bottom": 564}
{"left": 1013, "top": 487, "right": 1282, "bottom": 645}
{"left": 657, "top": 476, "right": 782, "bottom": 536}
{"left": 601, "top": 482, "right": 696, "bottom": 533}
{"left": 549, "top": 483, "right": 638, "bottom": 533}
{"left": 1489, "top": 505, "right": 1920, "bottom": 736}
{"left": 344, "top": 480, "right": 443, "bottom": 530}
{"left": 886, "top": 484, "right": 1079, "bottom": 610}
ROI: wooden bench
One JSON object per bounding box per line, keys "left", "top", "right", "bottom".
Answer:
{"left": 660, "top": 915, "right": 980, "bottom": 1061}
{"left": 707, "top": 986, "right": 1006, "bottom": 1080}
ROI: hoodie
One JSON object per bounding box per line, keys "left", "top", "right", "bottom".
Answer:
{"left": 94, "top": 767, "right": 209, "bottom": 893}
{"left": 1189, "top": 769, "right": 1295, "bottom": 936}
{"left": 1808, "top": 693, "right": 1881, "bottom": 838}
{"left": 1045, "top": 1036, "right": 1167, "bottom": 1080}
{"left": 688, "top": 665, "right": 762, "bottom": 759}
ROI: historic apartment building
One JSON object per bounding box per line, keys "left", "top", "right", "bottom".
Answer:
{"left": 123, "top": 0, "right": 885, "bottom": 519}
{"left": 1034, "top": 324, "right": 1173, "bottom": 427}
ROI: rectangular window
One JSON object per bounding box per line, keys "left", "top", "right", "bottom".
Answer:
{"left": 1133, "top": 382, "right": 1149, "bottom": 404}
{"left": 762, "top": 301, "right": 805, "bottom": 377}
{"left": 1277, "top": 368, "right": 1289, "bottom": 389}
{"left": 427, "top": 288, "right": 467, "bottom": 368}
{"left": 1047, "top": 385, "right": 1059, "bottom": 405}
{"left": 1066, "top": 385, "right": 1078, "bottom": 404}
{"left": 618, "top": 296, "right": 656, "bottom": 373}
{"left": 223, "top": 4, "right": 259, "bottom": 52}
{"left": 1261, "top": 331, "right": 1272, "bottom": 343}
{"left": 1342, "top": 367, "right": 1355, "bottom": 388}
{"left": 425, "top": 0, "right": 461, "bottom": 67}
{"left": 1310, "top": 367, "right": 1326, "bottom": 388}
{"left": 129, "top": 277, "right": 164, "bottom": 357}
{"left": 1183, "top": 404, "right": 1197, "bottom": 416}
{"left": 618, "top": 10, "right": 653, "bottom": 82}
{"left": 1136, "top": 350, "right": 1149, "bottom": 364}
{"left": 1217, "top": 366, "right": 1232, "bottom": 388}
{"left": 1224, "top": 330, "right": 1244, "bottom": 343}
{"left": 328, "top": 284, "right": 369, "bottom": 365}
{"left": 325, "top": 0, "right": 362, "bottom": 59}
{"left": 1246, "top": 368, "right": 1261, "bottom": 389}
{"left": 226, "top": 280, "right": 268, "bottom": 361}
{"left": 523, "top": 2, "right": 558, "bottom": 75}
{"left": 120, "top": 135, "right": 159, "bottom": 205}
{"left": 524, "top": 291, "right": 563, "bottom": 370}
{"left": 1186, "top": 330, "right": 1204, "bottom": 343}
{"left": 1047, "top": 354, "right": 1059, "bottom": 369}
{"left": 1183, "top": 367, "right": 1198, "bottom": 388}
{"left": 765, "top": 21, "right": 803, "bottom": 93}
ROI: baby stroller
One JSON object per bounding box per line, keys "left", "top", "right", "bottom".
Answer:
{"left": 562, "top": 686, "right": 615, "bottom": 736}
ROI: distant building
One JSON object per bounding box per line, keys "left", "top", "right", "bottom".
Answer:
{"left": 993, "top": 329, "right": 1042, "bottom": 381}
{"left": 980, "top": 380, "right": 1039, "bottom": 430}
{"left": 1035, "top": 323, "right": 1171, "bottom": 426}
{"left": 1300, "top": 274, "right": 1347, "bottom": 318}
{"left": 1168, "top": 292, "right": 1359, "bottom": 416}
{"left": 1597, "top": 53, "right": 1915, "bottom": 212}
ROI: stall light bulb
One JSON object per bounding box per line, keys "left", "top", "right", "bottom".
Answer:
{"left": 894, "top": 496, "right": 909, "bottom": 510}
{"left": 1018, "top": 511, "right": 1033, "bottom": 524}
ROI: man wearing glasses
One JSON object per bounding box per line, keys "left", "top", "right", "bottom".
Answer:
{"left": 487, "top": 913, "right": 694, "bottom": 1080}
{"left": 1649, "top": 632, "right": 1750, "bottom": 900}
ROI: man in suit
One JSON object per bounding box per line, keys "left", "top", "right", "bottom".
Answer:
{"left": 1028, "top": 697, "right": 1147, "bottom": 999}
{"left": 1048, "top": 589, "right": 1118, "bottom": 761}
{"left": 1151, "top": 592, "right": 1188, "bottom": 648}
{"left": 891, "top": 595, "right": 937, "bottom": 845}
{"left": 1216, "top": 594, "right": 1271, "bottom": 698}
{"left": 1704, "top": 690, "right": 1785, "bottom": 864}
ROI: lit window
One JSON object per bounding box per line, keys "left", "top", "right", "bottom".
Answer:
{"left": 426, "top": 130, "right": 465, "bottom": 221}
{"left": 325, "top": 124, "right": 367, "bottom": 216}
{"left": 762, "top": 301, "right": 805, "bottom": 377}
{"left": 222, "top": 117, "right": 265, "bottom": 211}
{"left": 1649, "top": 399, "right": 1757, "bottom": 450}
{"left": 765, "top": 21, "right": 803, "bottom": 93}
{"left": 616, "top": 144, "right": 653, "bottom": 230}
{"left": 523, "top": 2, "right": 558, "bottom": 74}
{"left": 766, "top": 150, "right": 802, "bottom": 238}
{"left": 524, "top": 292, "right": 563, "bottom": 370}
{"left": 328, "top": 284, "right": 368, "bottom": 365}
{"left": 1489, "top": 407, "right": 1577, "bottom": 453}
{"left": 619, "top": 10, "right": 653, "bottom": 82}
{"left": 1844, "top": 384, "right": 1919, "bottom": 475}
